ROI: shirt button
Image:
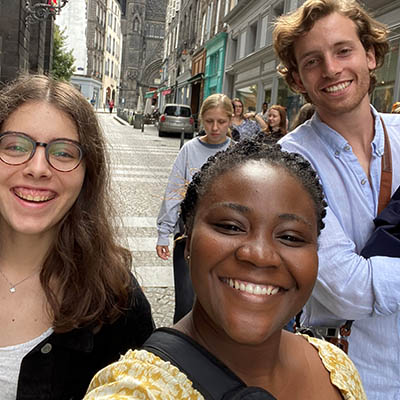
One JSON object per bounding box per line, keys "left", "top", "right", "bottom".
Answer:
{"left": 344, "top": 145, "right": 351, "bottom": 151}
{"left": 361, "top": 179, "right": 367, "bottom": 185}
{"left": 41, "top": 343, "right": 52, "bottom": 354}
{"left": 335, "top": 150, "right": 340, "bottom": 156}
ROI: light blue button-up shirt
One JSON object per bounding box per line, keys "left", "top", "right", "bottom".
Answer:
{"left": 279, "top": 107, "right": 400, "bottom": 399}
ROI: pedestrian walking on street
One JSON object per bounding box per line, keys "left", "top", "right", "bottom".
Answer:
{"left": 109, "top": 99, "right": 114, "bottom": 114}
{"left": 156, "top": 93, "right": 233, "bottom": 324}
{"left": 0, "top": 74, "right": 154, "bottom": 400}
{"left": 274, "top": 0, "right": 400, "bottom": 397}
{"left": 85, "top": 139, "right": 366, "bottom": 400}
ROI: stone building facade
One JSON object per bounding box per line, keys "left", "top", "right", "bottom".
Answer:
{"left": 119, "top": 0, "right": 167, "bottom": 110}
{"left": 0, "top": 0, "right": 53, "bottom": 83}
{"left": 57, "top": 0, "right": 108, "bottom": 107}
{"left": 223, "top": 0, "right": 400, "bottom": 121}
{"left": 160, "top": 0, "right": 230, "bottom": 121}
{"left": 102, "top": 0, "right": 123, "bottom": 107}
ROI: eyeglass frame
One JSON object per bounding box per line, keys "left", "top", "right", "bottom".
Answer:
{"left": 0, "top": 131, "right": 84, "bottom": 172}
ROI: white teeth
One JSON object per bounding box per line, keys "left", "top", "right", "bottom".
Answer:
{"left": 245, "top": 284, "right": 254, "bottom": 294}
{"left": 261, "top": 287, "right": 267, "bottom": 295}
{"left": 254, "top": 285, "right": 262, "bottom": 295}
{"left": 226, "top": 279, "right": 280, "bottom": 296}
{"left": 15, "top": 191, "right": 52, "bottom": 202}
{"left": 271, "top": 287, "right": 280, "bottom": 295}
{"left": 325, "top": 81, "right": 350, "bottom": 93}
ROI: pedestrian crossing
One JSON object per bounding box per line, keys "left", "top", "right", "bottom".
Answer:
{"left": 99, "top": 115, "right": 178, "bottom": 289}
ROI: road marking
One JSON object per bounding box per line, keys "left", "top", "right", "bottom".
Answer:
{"left": 128, "top": 237, "right": 160, "bottom": 251}
{"left": 134, "top": 266, "right": 173, "bottom": 287}
{"left": 122, "top": 216, "right": 156, "bottom": 228}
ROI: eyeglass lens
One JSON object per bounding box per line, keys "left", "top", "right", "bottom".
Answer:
{"left": 0, "top": 133, "right": 82, "bottom": 172}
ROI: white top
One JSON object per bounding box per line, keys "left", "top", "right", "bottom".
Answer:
{"left": 0, "top": 328, "right": 53, "bottom": 400}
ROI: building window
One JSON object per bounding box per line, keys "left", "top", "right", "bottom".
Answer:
{"left": 260, "top": 15, "right": 268, "bottom": 48}
{"left": 215, "top": 0, "right": 221, "bottom": 34}
{"left": 247, "top": 21, "right": 257, "bottom": 54}
{"left": 239, "top": 31, "right": 246, "bottom": 59}
{"left": 371, "top": 41, "right": 399, "bottom": 112}
{"left": 235, "top": 85, "right": 257, "bottom": 113}
{"left": 133, "top": 17, "right": 140, "bottom": 32}
{"left": 201, "top": 12, "right": 206, "bottom": 45}
{"left": 277, "top": 78, "right": 303, "bottom": 123}
{"left": 209, "top": 52, "right": 219, "bottom": 75}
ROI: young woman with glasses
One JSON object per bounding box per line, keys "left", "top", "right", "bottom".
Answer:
{"left": 0, "top": 75, "right": 154, "bottom": 400}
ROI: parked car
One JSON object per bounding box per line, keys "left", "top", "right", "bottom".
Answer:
{"left": 158, "top": 104, "right": 195, "bottom": 139}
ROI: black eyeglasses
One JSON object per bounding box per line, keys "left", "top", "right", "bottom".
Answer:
{"left": 0, "top": 131, "right": 84, "bottom": 172}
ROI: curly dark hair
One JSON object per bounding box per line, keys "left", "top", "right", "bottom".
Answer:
{"left": 181, "top": 135, "right": 327, "bottom": 235}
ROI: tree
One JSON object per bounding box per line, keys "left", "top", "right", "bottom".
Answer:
{"left": 51, "top": 24, "right": 75, "bottom": 81}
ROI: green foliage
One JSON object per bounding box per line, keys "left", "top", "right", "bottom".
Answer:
{"left": 51, "top": 24, "right": 75, "bottom": 81}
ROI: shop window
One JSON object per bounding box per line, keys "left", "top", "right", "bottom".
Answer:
{"left": 277, "top": 78, "right": 304, "bottom": 125}
{"left": 371, "top": 41, "right": 399, "bottom": 112}
{"left": 235, "top": 85, "right": 257, "bottom": 113}
{"left": 264, "top": 89, "right": 272, "bottom": 105}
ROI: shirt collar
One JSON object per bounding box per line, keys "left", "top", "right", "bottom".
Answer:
{"left": 310, "top": 105, "right": 384, "bottom": 157}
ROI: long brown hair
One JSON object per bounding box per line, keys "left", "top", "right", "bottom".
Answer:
{"left": 273, "top": 0, "right": 389, "bottom": 97}
{"left": 268, "top": 105, "right": 287, "bottom": 135}
{"left": 0, "top": 75, "right": 132, "bottom": 332}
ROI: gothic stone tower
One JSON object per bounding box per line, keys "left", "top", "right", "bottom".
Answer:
{"left": 120, "top": 0, "right": 166, "bottom": 110}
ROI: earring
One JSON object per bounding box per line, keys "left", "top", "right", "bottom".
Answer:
{"left": 186, "top": 255, "right": 190, "bottom": 261}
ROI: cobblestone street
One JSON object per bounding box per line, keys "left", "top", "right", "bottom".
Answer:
{"left": 97, "top": 111, "right": 183, "bottom": 328}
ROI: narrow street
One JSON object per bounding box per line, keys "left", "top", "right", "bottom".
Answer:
{"left": 97, "top": 111, "right": 183, "bottom": 328}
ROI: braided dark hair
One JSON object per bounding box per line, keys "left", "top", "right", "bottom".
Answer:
{"left": 181, "top": 134, "right": 327, "bottom": 235}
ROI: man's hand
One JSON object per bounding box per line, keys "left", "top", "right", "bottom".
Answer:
{"left": 156, "top": 245, "right": 170, "bottom": 260}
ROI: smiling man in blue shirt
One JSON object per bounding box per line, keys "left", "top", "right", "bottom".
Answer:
{"left": 274, "top": 0, "right": 400, "bottom": 398}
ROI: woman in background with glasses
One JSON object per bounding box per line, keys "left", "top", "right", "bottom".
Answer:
{"left": 0, "top": 75, "right": 154, "bottom": 400}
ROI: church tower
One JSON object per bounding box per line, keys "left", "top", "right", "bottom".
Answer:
{"left": 120, "top": 0, "right": 166, "bottom": 110}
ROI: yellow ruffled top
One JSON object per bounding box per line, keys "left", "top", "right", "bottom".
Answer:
{"left": 84, "top": 335, "right": 366, "bottom": 399}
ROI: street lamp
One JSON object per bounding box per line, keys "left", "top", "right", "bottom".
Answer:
{"left": 25, "top": 0, "right": 68, "bottom": 24}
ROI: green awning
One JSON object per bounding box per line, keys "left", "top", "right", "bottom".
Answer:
{"left": 145, "top": 90, "right": 157, "bottom": 98}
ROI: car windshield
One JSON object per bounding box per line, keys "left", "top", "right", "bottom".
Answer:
{"left": 164, "top": 106, "right": 191, "bottom": 117}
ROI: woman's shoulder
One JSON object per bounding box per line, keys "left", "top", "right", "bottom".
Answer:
{"left": 301, "top": 334, "right": 367, "bottom": 400}
{"left": 84, "top": 349, "right": 204, "bottom": 399}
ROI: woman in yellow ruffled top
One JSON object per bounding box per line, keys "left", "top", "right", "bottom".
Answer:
{"left": 85, "top": 138, "right": 366, "bottom": 400}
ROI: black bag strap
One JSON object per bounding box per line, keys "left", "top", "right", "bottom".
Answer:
{"left": 142, "top": 327, "right": 276, "bottom": 400}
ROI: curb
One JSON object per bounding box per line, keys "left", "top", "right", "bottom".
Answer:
{"left": 113, "top": 115, "right": 130, "bottom": 126}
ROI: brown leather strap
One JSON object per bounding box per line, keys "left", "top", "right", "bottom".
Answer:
{"left": 378, "top": 117, "right": 392, "bottom": 215}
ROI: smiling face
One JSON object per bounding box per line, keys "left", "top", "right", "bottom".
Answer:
{"left": 292, "top": 12, "right": 376, "bottom": 121}
{"left": 202, "top": 106, "right": 231, "bottom": 145}
{"left": 267, "top": 109, "right": 281, "bottom": 129}
{"left": 187, "top": 161, "right": 318, "bottom": 345}
{"left": 0, "top": 101, "right": 85, "bottom": 241}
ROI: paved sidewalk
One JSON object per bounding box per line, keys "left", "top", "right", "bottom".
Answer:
{"left": 98, "top": 112, "right": 180, "bottom": 328}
